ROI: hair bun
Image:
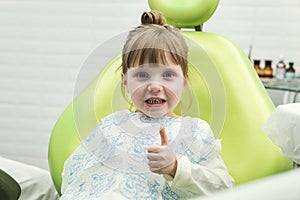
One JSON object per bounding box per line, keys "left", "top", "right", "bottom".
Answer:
{"left": 141, "top": 11, "right": 166, "bottom": 26}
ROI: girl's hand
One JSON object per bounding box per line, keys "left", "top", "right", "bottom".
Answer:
{"left": 147, "top": 127, "right": 177, "bottom": 177}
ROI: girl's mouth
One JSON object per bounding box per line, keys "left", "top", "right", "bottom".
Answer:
{"left": 145, "top": 98, "right": 166, "bottom": 105}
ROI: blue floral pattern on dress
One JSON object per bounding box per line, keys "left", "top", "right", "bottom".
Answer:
{"left": 60, "top": 110, "right": 223, "bottom": 199}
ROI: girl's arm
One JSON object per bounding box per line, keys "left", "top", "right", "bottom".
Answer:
{"left": 163, "top": 119, "right": 234, "bottom": 195}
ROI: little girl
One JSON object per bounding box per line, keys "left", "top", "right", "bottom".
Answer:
{"left": 60, "top": 11, "right": 234, "bottom": 199}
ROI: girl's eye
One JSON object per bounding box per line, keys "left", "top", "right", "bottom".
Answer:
{"left": 163, "top": 71, "right": 176, "bottom": 79}
{"left": 136, "top": 72, "right": 149, "bottom": 79}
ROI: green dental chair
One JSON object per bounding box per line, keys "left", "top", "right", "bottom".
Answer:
{"left": 48, "top": 0, "right": 292, "bottom": 195}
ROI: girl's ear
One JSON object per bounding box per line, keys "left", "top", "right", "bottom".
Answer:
{"left": 121, "top": 73, "right": 126, "bottom": 85}
{"left": 121, "top": 73, "right": 128, "bottom": 91}
{"left": 183, "top": 78, "right": 188, "bottom": 88}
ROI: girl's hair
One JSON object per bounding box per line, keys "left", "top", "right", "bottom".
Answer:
{"left": 121, "top": 10, "right": 189, "bottom": 78}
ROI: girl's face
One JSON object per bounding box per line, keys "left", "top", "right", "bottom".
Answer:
{"left": 122, "top": 62, "right": 185, "bottom": 118}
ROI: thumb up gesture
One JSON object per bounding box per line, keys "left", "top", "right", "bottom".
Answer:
{"left": 147, "top": 127, "right": 177, "bottom": 177}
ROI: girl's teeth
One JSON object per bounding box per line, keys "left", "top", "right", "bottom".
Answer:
{"left": 147, "top": 99, "right": 162, "bottom": 104}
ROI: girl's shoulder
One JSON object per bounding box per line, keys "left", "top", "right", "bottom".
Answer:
{"left": 97, "top": 110, "right": 132, "bottom": 125}
{"left": 181, "top": 115, "right": 211, "bottom": 129}
{"left": 180, "top": 116, "right": 217, "bottom": 140}
{"left": 102, "top": 109, "right": 131, "bottom": 120}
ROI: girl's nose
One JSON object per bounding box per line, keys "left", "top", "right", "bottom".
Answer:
{"left": 147, "top": 83, "right": 163, "bottom": 93}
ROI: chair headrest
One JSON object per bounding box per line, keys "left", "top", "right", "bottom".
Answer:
{"left": 148, "top": 0, "right": 220, "bottom": 28}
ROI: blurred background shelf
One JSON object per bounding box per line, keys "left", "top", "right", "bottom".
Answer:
{"left": 261, "top": 77, "right": 300, "bottom": 104}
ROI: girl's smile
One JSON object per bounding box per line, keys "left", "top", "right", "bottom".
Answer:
{"left": 145, "top": 97, "right": 166, "bottom": 106}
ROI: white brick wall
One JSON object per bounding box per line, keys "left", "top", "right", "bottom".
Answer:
{"left": 0, "top": 0, "right": 299, "bottom": 170}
